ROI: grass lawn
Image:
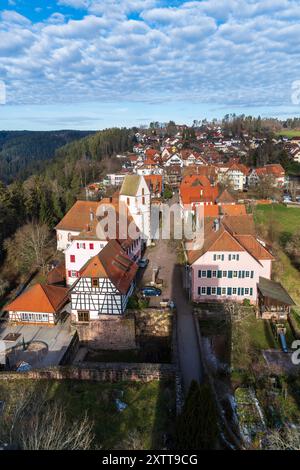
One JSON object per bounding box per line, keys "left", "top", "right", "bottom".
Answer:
{"left": 0, "top": 379, "right": 175, "bottom": 450}
{"left": 254, "top": 203, "right": 300, "bottom": 306}
{"left": 275, "top": 129, "right": 300, "bottom": 138}
{"left": 254, "top": 204, "right": 300, "bottom": 238}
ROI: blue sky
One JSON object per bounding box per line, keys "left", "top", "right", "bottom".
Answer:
{"left": 1, "top": 0, "right": 300, "bottom": 130}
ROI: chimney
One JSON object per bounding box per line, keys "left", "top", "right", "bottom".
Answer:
{"left": 213, "top": 218, "right": 220, "bottom": 232}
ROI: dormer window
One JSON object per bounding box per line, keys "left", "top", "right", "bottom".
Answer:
{"left": 92, "top": 278, "right": 99, "bottom": 288}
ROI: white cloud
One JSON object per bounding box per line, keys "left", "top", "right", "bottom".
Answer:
{"left": 1, "top": 1, "right": 300, "bottom": 109}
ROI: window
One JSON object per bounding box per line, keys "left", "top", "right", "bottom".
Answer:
{"left": 233, "top": 271, "right": 238, "bottom": 278}
{"left": 78, "top": 310, "right": 90, "bottom": 322}
{"left": 212, "top": 271, "right": 217, "bottom": 278}
{"left": 71, "top": 270, "right": 77, "bottom": 277}
{"left": 201, "top": 271, "right": 207, "bottom": 278}
{"left": 92, "top": 278, "right": 99, "bottom": 288}
{"left": 223, "top": 271, "right": 227, "bottom": 277}
{"left": 70, "top": 255, "right": 75, "bottom": 263}
{"left": 233, "top": 288, "right": 237, "bottom": 295}
{"left": 201, "top": 287, "right": 206, "bottom": 295}
{"left": 211, "top": 287, "right": 216, "bottom": 295}
{"left": 245, "top": 288, "right": 249, "bottom": 295}
{"left": 89, "top": 243, "right": 94, "bottom": 250}
{"left": 245, "top": 271, "right": 250, "bottom": 278}
{"left": 222, "top": 287, "right": 226, "bottom": 295}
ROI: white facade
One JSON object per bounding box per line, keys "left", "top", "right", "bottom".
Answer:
{"left": 56, "top": 229, "right": 81, "bottom": 251}
{"left": 104, "top": 173, "right": 126, "bottom": 186}
{"left": 9, "top": 310, "right": 56, "bottom": 324}
{"left": 65, "top": 239, "right": 108, "bottom": 286}
{"left": 71, "top": 277, "right": 134, "bottom": 319}
{"left": 164, "top": 154, "right": 184, "bottom": 167}
{"left": 120, "top": 176, "right": 151, "bottom": 246}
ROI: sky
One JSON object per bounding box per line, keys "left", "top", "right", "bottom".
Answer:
{"left": 1, "top": 0, "right": 300, "bottom": 130}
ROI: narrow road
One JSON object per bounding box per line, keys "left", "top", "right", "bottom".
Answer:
{"left": 143, "top": 234, "right": 203, "bottom": 393}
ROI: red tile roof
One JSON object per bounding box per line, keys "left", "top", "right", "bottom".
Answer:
{"left": 221, "top": 204, "right": 246, "bottom": 216}
{"left": 144, "top": 175, "right": 163, "bottom": 194}
{"left": 55, "top": 200, "right": 99, "bottom": 232}
{"left": 79, "top": 240, "right": 138, "bottom": 294}
{"left": 5, "top": 283, "right": 69, "bottom": 313}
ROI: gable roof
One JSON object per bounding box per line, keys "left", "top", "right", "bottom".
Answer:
{"left": 222, "top": 214, "right": 256, "bottom": 236}
{"left": 120, "top": 175, "right": 141, "bottom": 196}
{"left": 79, "top": 240, "right": 138, "bottom": 294}
{"left": 186, "top": 215, "right": 273, "bottom": 265}
{"left": 5, "top": 283, "right": 69, "bottom": 313}
{"left": 217, "top": 189, "right": 235, "bottom": 204}
{"left": 221, "top": 204, "right": 246, "bottom": 216}
{"left": 55, "top": 200, "right": 99, "bottom": 232}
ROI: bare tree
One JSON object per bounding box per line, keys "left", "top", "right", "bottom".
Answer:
{"left": 0, "top": 387, "right": 95, "bottom": 450}
{"left": 4, "top": 222, "right": 52, "bottom": 275}
{"left": 266, "top": 426, "right": 300, "bottom": 450}
{"left": 0, "top": 278, "right": 9, "bottom": 297}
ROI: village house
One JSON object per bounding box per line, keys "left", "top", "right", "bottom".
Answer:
{"left": 186, "top": 215, "right": 274, "bottom": 304}
{"left": 164, "top": 153, "right": 184, "bottom": 167}
{"left": 248, "top": 164, "right": 286, "bottom": 188}
{"left": 70, "top": 240, "right": 138, "bottom": 320}
{"left": 55, "top": 200, "right": 100, "bottom": 251}
{"left": 217, "top": 162, "right": 249, "bottom": 191}
{"left": 6, "top": 283, "right": 69, "bottom": 325}
{"left": 64, "top": 199, "right": 142, "bottom": 286}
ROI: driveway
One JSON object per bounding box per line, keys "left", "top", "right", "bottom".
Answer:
{"left": 140, "top": 236, "right": 203, "bottom": 393}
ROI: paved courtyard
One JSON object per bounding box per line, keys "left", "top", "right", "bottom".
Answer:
{"left": 0, "top": 317, "right": 75, "bottom": 369}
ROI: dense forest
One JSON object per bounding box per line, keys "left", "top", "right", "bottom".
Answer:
{"left": 0, "top": 130, "right": 95, "bottom": 183}
{"left": 0, "top": 127, "right": 132, "bottom": 265}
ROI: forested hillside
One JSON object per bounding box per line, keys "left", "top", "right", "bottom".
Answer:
{"left": 0, "top": 130, "right": 94, "bottom": 183}
{"left": 0, "top": 127, "right": 133, "bottom": 267}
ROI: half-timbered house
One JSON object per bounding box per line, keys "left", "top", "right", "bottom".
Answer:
{"left": 70, "top": 240, "right": 138, "bottom": 320}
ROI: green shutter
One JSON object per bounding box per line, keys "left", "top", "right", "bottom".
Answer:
{"left": 207, "top": 287, "right": 211, "bottom": 295}
{"left": 238, "top": 271, "right": 242, "bottom": 278}
{"left": 207, "top": 270, "right": 212, "bottom": 278}
{"left": 238, "top": 288, "right": 241, "bottom": 296}
{"left": 250, "top": 288, "right": 253, "bottom": 296}
{"left": 227, "top": 287, "right": 232, "bottom": 295}
{"left": 250, "top": 271, "right": 254, "bottom": 278}
{"left": 217, "top": 287, "right": 221, "bottom": 295}
{"left": 228, "top": 270, "right": 233, "bottom": 278}
{"left": 241, "top": 288, "right": 244, "bottom": 296}
{"left": 242, "top": 270, "right": 245, "bottom": 278}
{"left": 229, "top": 254, "right": 231, "bottom": 261}
{"left": 217, "top": 270, "right": 222, "bottom": 278}
{"left": 213, "top": 254, "right": 216, "bottom": 261}
{"left": 198, "top": 270, "right": 201, "bottom": 278}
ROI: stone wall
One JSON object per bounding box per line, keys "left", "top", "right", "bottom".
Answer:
{"left": 74, "top": 315, "right": 136, "bottom": 350}
{"left": 0, "top": 362, "right": 175, "bottom": 383}
{"left": 133, "top": 309, "right": 173, "bottom": 338}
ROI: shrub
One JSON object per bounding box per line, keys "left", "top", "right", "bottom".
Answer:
{"left": 175, "top": 381, "right": 218, "bottom": 450}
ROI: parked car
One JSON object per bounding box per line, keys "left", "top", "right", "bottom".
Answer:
{"left": 141, "top": 286, "right": 162, "bottom": 297}
{"left": 138, "top": 258, "right": 149, "bottom": 268}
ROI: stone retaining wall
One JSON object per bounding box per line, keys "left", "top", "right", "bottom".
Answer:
{"left": 73, "top": 316, "right": 136, "bottom": 350}
{"left": 0, "top": 362, "right": 175, "bottom": 383}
